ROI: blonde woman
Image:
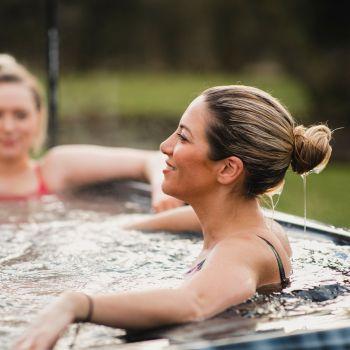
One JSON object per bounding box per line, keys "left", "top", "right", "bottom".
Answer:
{"left": 15, "top": 85, "right": 331, "bottom": 349}
{"left": 0, "top": 54, "right": 182, "bottom": 211}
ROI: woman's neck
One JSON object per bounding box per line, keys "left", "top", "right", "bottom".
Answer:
{"left": 0, "top": 155, "right": 33, "bottom": 176}
{"left": 190, "top": 188, "right": 265, "bottom": 250}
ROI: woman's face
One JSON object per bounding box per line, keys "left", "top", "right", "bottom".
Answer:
{"left": 0, "top": 83, "right": 39, "bottom": 161}
{"left": 160, "top": 95, "right": 219, "bottom": 202}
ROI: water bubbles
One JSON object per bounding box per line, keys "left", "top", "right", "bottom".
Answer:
{"left": 0, "top": 193, "right": 349, "bottom": 348}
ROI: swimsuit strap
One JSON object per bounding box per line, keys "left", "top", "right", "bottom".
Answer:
{"left": 34, "top": 165, "right": 50, "bottom": 195}
{"left": 257, "top": 235, "right": 289, "bottom": 288}
{"left": 0, "top": 165, "right": 50, "bottom": 200}
{"left": 186, "top": 237, "right": 290, "bottom": 289}
{"left": 186, "top": 259, "right": 206, "bottom": 275}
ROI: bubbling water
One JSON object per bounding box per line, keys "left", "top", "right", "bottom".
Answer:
{"left": 0, "top": 193, "right": 349, "bottom": 349}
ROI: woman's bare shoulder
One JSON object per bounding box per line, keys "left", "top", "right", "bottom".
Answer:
{"left": 211, "top": 221, "right": 292, "bottom": 265}
{"left": 210, "top": 235, "right": 261, "bottom": 264}
{"left": 268, "top": 219, "right": 292, "bottom": 257}
{"left": 39, "top": 147, "right": 71, "bottom": 191}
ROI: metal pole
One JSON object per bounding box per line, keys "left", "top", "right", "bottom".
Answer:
{"left": 46, "top": 0, "right": 59, "bottom": 147}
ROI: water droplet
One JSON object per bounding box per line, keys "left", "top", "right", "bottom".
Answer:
{"left": 301, "top": 173, "right": 308, "bottom": 233}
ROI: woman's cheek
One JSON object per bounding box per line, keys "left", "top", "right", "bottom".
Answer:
{"left": 22, "top": 119, "right": 38, "bottom": 145}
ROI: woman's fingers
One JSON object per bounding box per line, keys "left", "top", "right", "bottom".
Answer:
{"left": 14, "top": 332, "right": 53, "bottom": 350}
{"left": 13, "top": 296, "right": 75, "bottom": 350}
{"left": 14, "top": 326, "right": 63, "bottom": 350}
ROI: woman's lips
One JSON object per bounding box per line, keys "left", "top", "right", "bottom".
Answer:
{"left": 1, "top": 139, "right": 17, "bottom": 147}
{"left": 163, "top": 160, "right": 176, "bottom": 174}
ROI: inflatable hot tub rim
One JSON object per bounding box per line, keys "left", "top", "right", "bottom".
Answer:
{"left": 169, "top": 324, "right": 350, "bottom": 350}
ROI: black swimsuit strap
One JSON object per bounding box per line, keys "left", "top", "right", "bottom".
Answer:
{"left": 186, "top": 237, "right": 289, "bottom": 288}
{"left": 186, "top": 259, "right": 205, "bottom": 275}
{"left": 257, "top": 235, "right": 289, "bottom": 288}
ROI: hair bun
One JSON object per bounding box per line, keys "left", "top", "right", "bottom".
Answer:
{"left": 0, "top": 54, "right": 33, "bottom": 83}
{"left": 291, "top": 124, "right": 332, "bottom": 175}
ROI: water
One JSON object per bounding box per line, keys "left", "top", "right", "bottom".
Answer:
{"left": 264, "top": 181, "right": 283, "bottom": 231}
{"left": 301, "top": 173, "right": 307, "bottom": 234}
{"left": 0, "top": 188, "right": 349, "bottom": 349}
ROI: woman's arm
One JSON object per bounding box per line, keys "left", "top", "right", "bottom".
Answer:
{"left": 14, "top": 240, "right": 257, "bottom": 350}
{"left": 42, "top": 145, "right": 183, "bottom": 212}
{"left": 125, "top": 205, "right": 201, "bottom": 232}
{"left": 87, "top": 239, "right": 257, "bottom": 326}
{"left": 143, "top": 151, "right": 184, "bottom": 212}
{"left": 13, "top": 288, "right": 200, "bottom": 350}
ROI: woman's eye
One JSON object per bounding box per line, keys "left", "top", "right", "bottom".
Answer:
{"left": 14, "top": 111, "right": 28, "bottom": 120}
{"left": 176, "top": 132, "right": 187, "bottom": 142}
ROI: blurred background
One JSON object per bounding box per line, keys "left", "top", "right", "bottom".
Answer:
{"left": 1, "top": 0, "right": 349, "bottom": 227}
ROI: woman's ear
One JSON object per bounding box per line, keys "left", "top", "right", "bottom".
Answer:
{"left": 216, "top": 156, "right": 244, "bottom": 185}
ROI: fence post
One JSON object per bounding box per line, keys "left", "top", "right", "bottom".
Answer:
{"left": 46, "top": 0, "right": 59, "bottom": 147}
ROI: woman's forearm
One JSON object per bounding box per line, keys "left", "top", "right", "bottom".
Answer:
{"left": 143, "top": 151, "right": 164, "bottom": 187}
{"left": 68, "top": 288, "right": 200, "bottom": 330}
{"left": 126, "top": 205, "right": 201, "bottom": 232}
{"left": 143, "top": 152, "right": 184, "bottom": 212}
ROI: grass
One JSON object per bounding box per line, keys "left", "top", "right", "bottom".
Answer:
{"left": 264, "top": 162, "right": 350, "bottom": 229}
{"left": 58, "top": 71, "right": 311, "bottom": 119}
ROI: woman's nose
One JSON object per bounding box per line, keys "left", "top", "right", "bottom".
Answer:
{"left": 1, "top": 115, "right": 16, "bottom": 132}
{"left": 160, "top": 133, "right": 174, "bottom": 156}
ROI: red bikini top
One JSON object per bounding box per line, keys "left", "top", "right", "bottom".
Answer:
{"left": 35, "top": 165, "right": 50, "bottom": 196}
{"left": 0, "top": 165, "right": 51, "bottom": 201}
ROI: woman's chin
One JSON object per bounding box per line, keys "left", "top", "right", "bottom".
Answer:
{"left": 0, "top": 144, "right": 31, "bottom": 161}
{"left": 166, "top": 192, "right": 187, "bottom": 204}
{"left": 162, "top": 182, "right": 182, "bottom": 201}
{"left": 162, "top": 186, "right": 175, "bottom": 198}
{"left": 0, "top": 150, "right": 22, "bottom": 161}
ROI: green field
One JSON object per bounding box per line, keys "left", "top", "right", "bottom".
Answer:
{"left": 59, "top": 71, "right": 311, "bottom": 120}
{"left": 54, "top": 71, "right": 348, "bottom": 229}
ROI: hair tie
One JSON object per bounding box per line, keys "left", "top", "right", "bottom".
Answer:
{"left": 81, "top": 293, "right": 94, "bottom": 323}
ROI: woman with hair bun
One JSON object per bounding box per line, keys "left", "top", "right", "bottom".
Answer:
{"left": 0, "top": 54, "right": 181, "bottom": 211}
{"left": 15, "top": 85, "right": 332, "bottom": 350}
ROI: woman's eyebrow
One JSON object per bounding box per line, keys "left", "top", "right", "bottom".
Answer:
{"left": 179, "top": 123, "right": 193, "bottom": 137}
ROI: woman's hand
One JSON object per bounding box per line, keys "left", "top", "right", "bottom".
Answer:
{"left": 14, "top": 292, "right": 87, "bottom": 350}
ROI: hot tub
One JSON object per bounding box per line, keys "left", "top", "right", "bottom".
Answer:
{"left": 0, "top": 181, "right": 349, "bottom": 349}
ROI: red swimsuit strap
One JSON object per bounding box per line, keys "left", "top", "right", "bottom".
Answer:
{"left": 0, "top": 165, "right": 51, "bottom": 201}
{"left": 34, "top": 164, "right": 51, "bottom": 196}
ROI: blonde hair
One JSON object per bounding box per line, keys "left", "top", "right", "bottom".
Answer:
{"left": 0, "top": 54, "right": 47, "bottom": 154}
{"left": 202, "top": 85, "right": 332, "bottom": 197}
